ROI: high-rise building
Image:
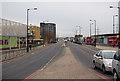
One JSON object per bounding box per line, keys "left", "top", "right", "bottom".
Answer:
{"left": 40, "top": 22, "right": 56, "bottom": 44}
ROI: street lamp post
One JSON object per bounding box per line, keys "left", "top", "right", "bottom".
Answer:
{"left": 113, "top": 15, "right": 118, "bottom": 34}
{"left": 94, "top": 20, "right": 97, "bottom": 47}
{"left": 90, "top": 20, "right": 96, "bottom": 47}
{"left": 90, "top": 23, "right": 92, "bottom": 36}
{"left": 89, "top": 20, "right": 93, "bottom": 36}
{"left": 110, "top": 5, "right": 120, "bottom": 49}
{"left": 90, "top": 20, "right": 97, "bottom": 47}
{"left": 27, "top": 9, "right": 29, "bottom": 52}
{"left": 26, "top": 7, "right": 37, "bottom": 52}
{"left": 76, "top": 25, "right": 82, "bottom": 35}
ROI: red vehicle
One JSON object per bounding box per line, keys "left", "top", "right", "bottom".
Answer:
{"left": 85, "top": 37, "right": 92, "bottom": 45}
{"left": 108, "top": 36, "right": 118, "bottom": 46}
{"left": 114, "top": 37, "right": 119, "bottom": 46}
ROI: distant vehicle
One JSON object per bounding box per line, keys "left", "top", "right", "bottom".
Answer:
{"left": 64, "top": 39, "right": 68, "bottom": 46}
{"left": 85, "top": 37, "right": 92, "bottom": 45}
{"left": 112, "top": 49, "right": 120, "bottom": 81}
{"left": 93, "top": 50, "right": 116, "bottom": 73}
{"left": 76, "top": 40, "right": 82, "bottom": 44}
{"left": 73, "top": 40, "right": 82, "bottom": 45}
{"left": 85, "top": 36, "right": 96, "bottom": 45}
{"left": 85, "top": 35, "right": 120, "bottom": 46}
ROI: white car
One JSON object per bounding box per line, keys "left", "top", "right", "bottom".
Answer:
{"left": 93, "top": 50, "right": 116, "bottom": 73}
{"left": 112, "top": 49, "right": 120, "bottom": 81}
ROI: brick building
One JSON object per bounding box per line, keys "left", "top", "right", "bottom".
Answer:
{"left": 29, "top": 25, "right": 42, "bottom": 45}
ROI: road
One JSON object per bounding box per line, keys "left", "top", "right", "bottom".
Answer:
{"left": 2, "top": 41, "right": 64, "bottom": 79}
{"left": 2, "top": 41, "right": 113, "bottom": 80}
{"left": 68, "top": 42, "right": 113, "bottom": 79}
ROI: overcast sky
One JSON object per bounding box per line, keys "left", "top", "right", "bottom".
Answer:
{"left": 1, "top": 0, "right": 119, "bottom": 37}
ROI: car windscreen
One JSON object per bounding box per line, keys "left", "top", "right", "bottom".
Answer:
{"left": 103, "top": 52, "right": 116, "bottom": 59}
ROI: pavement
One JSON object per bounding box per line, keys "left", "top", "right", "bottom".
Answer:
{"left": 29, "top": 46, "right": 102, "bottom": 79}
{"left": 1, "top": 45, "right": 48, "bottom": 62}
{"left": 84, "top": 44, "right": 118, "bottom": 51}
{"left": 96, "top": 45, "right": 118, "bottom": 50}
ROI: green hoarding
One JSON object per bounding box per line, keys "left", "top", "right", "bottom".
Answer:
{"left": 0, "top": 36, "right": 17, "bottom": 49}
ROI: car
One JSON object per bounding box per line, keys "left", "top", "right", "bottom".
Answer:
{"left": 93, "top": 50, "right": 116, "bottom": 73}
{"left": 112, "top": 49, "right": 120, "bottom": 81}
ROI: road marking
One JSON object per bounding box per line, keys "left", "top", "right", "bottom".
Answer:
{"left": 23, "top": 53, "right": 58, "bottom": 80}
{"left": 88, "top": 69, "right": 112, "bottom": 81}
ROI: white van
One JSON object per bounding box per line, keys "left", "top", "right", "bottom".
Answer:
{"left": 112, "top": 49, "right": 120, "bottom": 81}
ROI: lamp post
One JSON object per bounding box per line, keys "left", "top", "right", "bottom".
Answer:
{"left": 94, "top": 20, "right": 97, "bottom": 47}
{"left": 89, "top": 20, "right": 93, "bottom": 36}
{"left": 76, "top": 25, "right": 82, "bottom": 35}
{"left": 26, "top": 7, "right": 37, "bottom": 52}
{"left": 110, "top": 5, "right": 120, "bottom": 49}
{"left": 113, "top": 15, "right": 118, "bottom": 34}
{"left": 90, "top": 20, "right": 97, "bottom": 47}
{"left": 90, "top": 23, "right": 92, "bottom": 36}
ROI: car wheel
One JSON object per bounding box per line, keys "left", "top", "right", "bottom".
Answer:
{"left": 102, "top": 66, "right": 106, "bottom": 74}
{"left": 93, "top": 62, "right": 97, "bottom": 69}
{"left": 113, "top": 71, "right": 119, "bottom": 81}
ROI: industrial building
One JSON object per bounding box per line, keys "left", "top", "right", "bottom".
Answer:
{"left": 0, "top": 18, "right": 27, "bottom": 50}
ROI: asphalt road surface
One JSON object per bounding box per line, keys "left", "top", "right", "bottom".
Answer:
{"left": 2, "top": 41, "right": 64, "bottom": 79}
{"left": 68, "top": 42, "right": 113, "bottom": 79}
{"left": 2, "top": 41, "right": 113, "bottom": 80}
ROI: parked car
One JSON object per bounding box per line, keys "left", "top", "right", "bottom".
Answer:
{"left": 112, "top": 49, "right": 120, "bottom": 81}
{"left": 93, "top": 50, "right": 116, "bottom": 73}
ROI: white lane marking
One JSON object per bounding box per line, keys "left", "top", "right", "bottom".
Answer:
{"left": 42, "top": 54, "right": 57, "bottom": 69}
{"left": 25, "top": 46, "right": 61, "bottom": 79}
